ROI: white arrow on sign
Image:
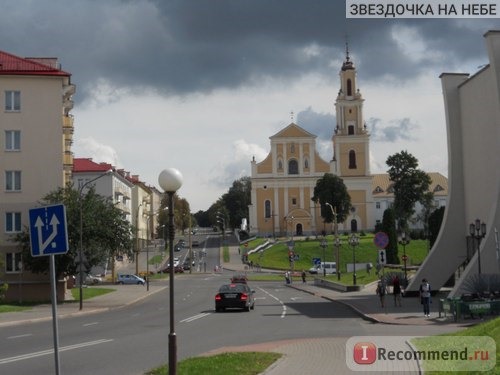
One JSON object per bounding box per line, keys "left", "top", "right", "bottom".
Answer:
{"left": 34, "top": 214, "right": 60, "bottom": 254}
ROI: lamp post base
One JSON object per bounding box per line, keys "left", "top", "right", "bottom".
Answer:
{"left": 169, "top": 333, "right": 177, "bottom": 375}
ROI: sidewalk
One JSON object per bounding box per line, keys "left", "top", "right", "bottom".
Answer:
{"left": 0, "top": 282, "right": 167, "bottom": 328}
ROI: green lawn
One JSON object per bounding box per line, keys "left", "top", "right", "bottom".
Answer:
{"left": 145, "top": 352, "right": 282, "bottom": 375}
{"left": 70, "top": 287, "right": 115, "bottom": 301}
{"left": 246, "top": 234, "right": 429, "bottom": 284}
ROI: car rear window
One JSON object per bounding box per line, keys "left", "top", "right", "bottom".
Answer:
{"left": 219, "top": 284, "right": 247, "bottom": 293}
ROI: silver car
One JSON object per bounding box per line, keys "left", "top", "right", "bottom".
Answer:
{"left": 117, "top": 274, "right": 145, "bottom": 285}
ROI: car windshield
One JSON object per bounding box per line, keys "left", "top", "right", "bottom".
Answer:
{"left": 219, "top": 284, "right": 247, "bottom": 293}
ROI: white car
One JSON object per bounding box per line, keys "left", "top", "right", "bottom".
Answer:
{"left": 85, "top": 273, "right": 103, "bottom": 284}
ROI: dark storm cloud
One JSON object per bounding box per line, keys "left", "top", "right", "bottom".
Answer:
{"left": 296, "top": 107, "right": 335, "bottom": 139}
{"left": 1, "top": 1, "right": 498, "bottom": 102}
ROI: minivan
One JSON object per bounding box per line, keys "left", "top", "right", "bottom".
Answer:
{"left": 308, "top": 262, "right": 337, "bottom": 275}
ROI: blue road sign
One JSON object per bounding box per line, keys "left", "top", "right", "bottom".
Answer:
{"left": 29, "top": 204, "right": 69, "bottom": 257}
{"left": 313, "top": 257, "right": 321, "bottom": 265}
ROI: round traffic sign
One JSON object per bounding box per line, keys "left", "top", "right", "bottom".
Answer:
{"left": 374, "top": 232, "right": 389, "bottom": 249}
{"left": 401, "top": 254, "right": 408, "bottom": 261}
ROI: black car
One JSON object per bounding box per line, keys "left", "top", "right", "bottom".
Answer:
{"left": 215, "top": 283, "right": 255, "bottom": 312}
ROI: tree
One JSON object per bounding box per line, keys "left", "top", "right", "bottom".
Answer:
{"left": 13, "top": 186, "right": 133, "bottom": 278}
{"left": 428, "top": 206, "right": 445, "bottom": 249}
{"left": 311, "top": 173, "right": 352, "bottom": 229}
{"left": 381, "top": 208, "right": 399, "bottom": 264}
{"left": 386, "top": 151, "right": 432, "bottom": 231}
{"left": 222, "top": 177, "right": 251, "bottom": 230}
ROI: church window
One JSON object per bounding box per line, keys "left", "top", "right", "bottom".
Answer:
{"left": 348, "top": 125, "right": 355, "bottom": 135}
{"left": 347, "top": 79, "right": 352, "bottom": 96}
{"left": 291, "top": 197, "right": 297, "bottom": 206}
{"left": 264, "top": 200, "right": 271, "bottom": 218}
{"left": 348, "top": 150, "right": 357, "bottom": 169}
{"left": 288, "top": 159, "right": 298, "bottom": 175}
{"left": 376, "top": 202, "right": 381, "bottom": 209}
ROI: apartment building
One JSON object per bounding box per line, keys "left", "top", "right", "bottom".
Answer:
{"left": 0, "top": 51, "right": 75, "bottom": 301}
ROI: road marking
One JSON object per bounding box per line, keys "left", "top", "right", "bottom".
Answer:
{"left": 83, "top": 322, "right": 99, "bottom": 327}
{"left": 0, "top": 339, "right": 113, "bottom": 365}
{"left": 180, "top": 312, "right": 211, "bottom": 323}
{"left": 258, "top": 287, "right": 286, "bottom": 318}
{"left": 7, "top": 333, "right": 32, "bottom": 339}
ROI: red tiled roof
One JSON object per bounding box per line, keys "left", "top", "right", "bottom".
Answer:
{"left": 0, "top": 50, "right": 70, "bottom": 76}
{"left": 73, "top": 158, "right": 113, "bottom": 173}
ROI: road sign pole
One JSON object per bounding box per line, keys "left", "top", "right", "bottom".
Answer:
{"left": 49, "top": 254, "right": 61, "bottom": 375}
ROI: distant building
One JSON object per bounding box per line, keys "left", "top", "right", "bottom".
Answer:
{"left": 0, "top": 50, "right": 75, "bottom": 301}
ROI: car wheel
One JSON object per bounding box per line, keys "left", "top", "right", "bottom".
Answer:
{"left": 119, "top": 281, "right": 124, "bottom": 285}
{"left": 244, "top": 305, "right": 250, "bottom": 312}
{"left": 251, "top": 303, "right": 255, "bottom": 310}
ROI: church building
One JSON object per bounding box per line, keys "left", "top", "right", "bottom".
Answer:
{"left": 249, "top": 49, "right": 375, "bottom": 237}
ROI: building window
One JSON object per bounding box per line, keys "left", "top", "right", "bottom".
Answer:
{"left": 5, "top": 212, "right": 22, "bottom": 232}
{"left": 376, "top": 202, "right": 381, "bottom": 209}
{"left": 348, "top": 150, "right": 357, "bottom": 169}
{"left": 5, "top": 91, "right": 21, "bottom": 111}
{"left": 5, "top": 252, "right": 22, "bottom": 273}
{"left": 291, "top": 198, "right": 297, "bottom": 206}
{"left": 347, "top": 79, "right": 352, "bottom": 96}
{"left": 264, "top": 200, "right": 271, "bottom": 218}
{"left": 348, "top": 125, "right": 355, "bottom": 135}
{"left": 5, "top": 170, "right": 21, "bottom": 191}
{"left": 288, "top": 159, "right": 298, "bottom": 175}
{"left": 5, "top": 130, "right": 21, "bottom": 151}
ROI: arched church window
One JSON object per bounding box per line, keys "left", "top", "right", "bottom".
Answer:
{"left": 349, "top": 150, "right": 357, "bottom": 169}
{"left": 347, "top": 79, "right": 352, "bottom": 96}
{"left": 288, "top": 159, "right": 299, "bottom": 175}
{"left": 348, "top": 125, "right": 355, "bottom": 135}
{"left": 265, "top": 200, "right": 271, "bottom": 218}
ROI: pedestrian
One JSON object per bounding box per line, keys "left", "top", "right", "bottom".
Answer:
{"left": 392, "top": 276, "right": 402, "bottom": 307}
{"left": 419, "top": 278, "right": 431, "bottom": 317}
{"left": 376, "top": 278, "right": 387, "bottom": 308}
{"left": 366, "top": 263, "right": 372, "bottom": 274}
{"left": 284, "top": 271, "right": 290, "bottom": 285}
{"left": 301, "top": 270, "right": 306, "bottom": 283}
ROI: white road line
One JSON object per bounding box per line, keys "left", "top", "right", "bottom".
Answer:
{"left": 258, "top": 287, "right": 287, "bottom": 318}
{"left": 180, "top": 312, "right": 211, "bottom": 323}
{"left": 83, "top": 322, "right": 99, "bottom": 327}
{"left": 7, "top": 333, "right": 32, "bottom": 339}
{"left": 0, "top": 339, "right": 113, "bottom": 365}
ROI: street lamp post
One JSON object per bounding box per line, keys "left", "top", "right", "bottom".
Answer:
{"left": 78, "top": 170, "right": 111, "bottom": 311}
{"left": 334, "top": 236, "right": 341, "bottom": 281}
{"left": 349, "top": 234, "right": 359, "bottom": 286}
{"left": 398, "top": 232, "right": 410, "bottom": 285}
{"left": 326, "top": 203, "right": 341, "bottom": 281}
{"left": 158, "top": 168, "right": 183, "bottom": 375}
{"left": 320, "top": 238, "right": 327, "bottom": 277}
{"left": 469, "top": 219, "right": 487, "bottom": 275}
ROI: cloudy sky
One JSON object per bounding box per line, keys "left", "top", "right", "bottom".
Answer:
{"left": 1, "top": 1, "right": 499, "bottom": 211}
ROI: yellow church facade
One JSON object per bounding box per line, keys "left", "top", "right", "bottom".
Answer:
{"left": 249, "top": 50, "right": 375, "bottom": 237}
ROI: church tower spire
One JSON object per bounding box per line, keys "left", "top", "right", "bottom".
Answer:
{"left": 333, "top": 45, "right": 370, "bottom": 177}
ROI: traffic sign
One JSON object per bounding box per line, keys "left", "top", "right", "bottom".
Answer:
{"left": 312, "top": 257, "right": 321, "bottom": 265}
{"left": 374, "top": 232, "right": 389, "bottom": 249}
{"left": 29, "top": 204, "right": 69, "bottom": 257}
{"left": 378, "top": 249, "right": 387, "bottom": 265}
{"left": 401, "top": 254, "right": 408, "bottom": 262}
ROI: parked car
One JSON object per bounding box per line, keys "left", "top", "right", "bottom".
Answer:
{"left": 158, "top": 264, "right": 184, "bottom": 273}
{"left": 117, "top": 274, "right": 145, "bottom": 285}
{"left": 215, "top": 283, "right": 255, "bottom": 312}
{"left": 192, "top": 240, "right": 200, "bottom": 247}
{"left": 85, "top": 273, "right": 103, "bottom": 285}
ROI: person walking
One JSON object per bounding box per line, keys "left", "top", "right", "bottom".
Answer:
{"left": 392, "top": 275, "right": 402, "bottom": 307}
{"left": 301, "top": 270, "right": 306, "bottom": 283}
{"left": 419, "top": 278, "right": 432, "bottom": 317}
{"left": 376, "top": 278, "right": 388, "bottom": 308}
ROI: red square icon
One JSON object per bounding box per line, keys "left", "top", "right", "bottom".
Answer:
{"left": 353, "top": 342, "right": 377, "bottom": 364}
